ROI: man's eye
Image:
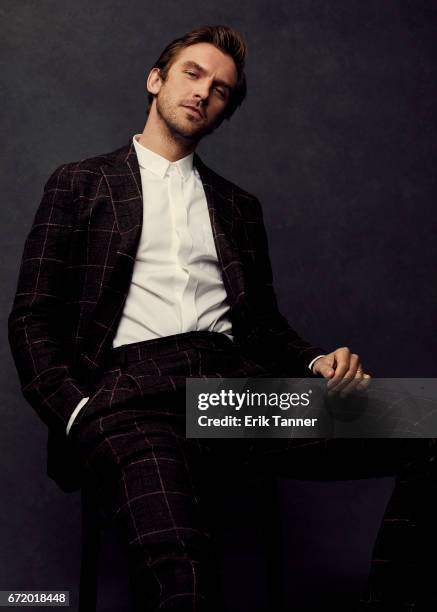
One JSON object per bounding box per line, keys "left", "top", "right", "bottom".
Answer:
{"left": 215, "top": 88, "right": 225, "bottom": 98}
{"left": 185, "top": 71, "right": 197, "bottom": 77}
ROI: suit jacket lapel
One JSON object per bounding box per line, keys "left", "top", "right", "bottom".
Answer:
{"left": 81, "top": 142, "right": 143, "bottom": 371}
{"left": 99, "top": 139, "right": 143, "bottom": 234}
{"left": 194, "top": 153, "right": 246, "bottom": 306}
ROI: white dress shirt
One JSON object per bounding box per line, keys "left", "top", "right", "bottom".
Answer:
{"left": 66, "top": 136, "right": 324, "bottom": 434}
{"left": 113, "top": 135, "right": 233, "bottom": 346}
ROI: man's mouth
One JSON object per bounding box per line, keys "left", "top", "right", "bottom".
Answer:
{"left": 182, "top": 105, "right": 204, "bottom": 119}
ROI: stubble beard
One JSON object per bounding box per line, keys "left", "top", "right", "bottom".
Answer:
{"left": 155, "top": 94, "right": 219, "bottom": 144}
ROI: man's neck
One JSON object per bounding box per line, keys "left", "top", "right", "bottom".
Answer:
{"left": 138, "top": 115, "right": 197, "bottom": 162}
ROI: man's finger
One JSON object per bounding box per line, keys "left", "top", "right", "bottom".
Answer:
{"left": 315, "top": 361, "right": 335, "bottom": 378}
{"left": 355, "top": 373, "right": 371, "bottom": 393}
{"left": 312, "top": 354, "right": 335, "bottom": 378}
{"left": 330, "top": 371, "right": 371, "bottom": 398}
{"left": 327, "top": 348, "right": 353, "bottom": 390}
{"left": 333, "top": 354, "right": 361, "bottom": 394}
{"left": 338, "top": 366, "right": 365, "bottom": 397}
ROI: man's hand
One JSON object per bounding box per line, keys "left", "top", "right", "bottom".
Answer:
{"left": 312, "top": 347, "right": 371, "bottom": 396}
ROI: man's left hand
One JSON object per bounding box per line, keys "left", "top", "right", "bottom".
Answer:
{"left": 312, "top": 347, "right": 371, "bottom": 396}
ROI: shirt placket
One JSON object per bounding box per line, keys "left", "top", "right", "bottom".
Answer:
{"left": 167, "top": 164, "right": 198, "bottom": 332}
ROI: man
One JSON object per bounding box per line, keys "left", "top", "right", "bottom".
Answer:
{"left": 9, "top": 25, "right": 370, "bottom": 611}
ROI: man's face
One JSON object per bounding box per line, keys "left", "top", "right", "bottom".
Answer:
{"left": 147, "top": 42, "right": 238, "bottom": 141}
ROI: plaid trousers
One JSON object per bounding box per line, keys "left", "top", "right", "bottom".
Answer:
{"left": 69, "top": 331, "right": 437, "bottom": 611}
{"left": 71, "top": 331, "right": 273, "bottom": 611}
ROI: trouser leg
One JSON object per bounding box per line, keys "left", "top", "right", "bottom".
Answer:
{"left": 75, "top": 370, "right": 225, "bottom": 611}
{"left": 246, "top": 438, "right": 437, "bottom": 611}
{"left": 358, "top": 440, "right": 437, "bottom": 611}
{"left": 72, "top": 331, "right": 298, "bottom": 610}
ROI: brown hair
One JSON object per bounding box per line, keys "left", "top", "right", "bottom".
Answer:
{"left": 147, "top": 25, "right": 247, "bottom": 120}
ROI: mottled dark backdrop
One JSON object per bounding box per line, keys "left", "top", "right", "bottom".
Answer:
{"left": 1, "top": 1, "right": 436, "bottom": 610}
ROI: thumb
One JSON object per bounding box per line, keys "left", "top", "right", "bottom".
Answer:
{"left": 314, "top": 355, "right": 335, "bottom": 378}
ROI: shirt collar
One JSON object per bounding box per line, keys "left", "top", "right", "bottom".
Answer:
{"left": 133, "top": 134, "right": 194, "bottom": 180}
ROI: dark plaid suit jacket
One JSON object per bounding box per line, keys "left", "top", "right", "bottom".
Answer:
{"left": 8, "top": 140, "right": 324, "bottom": 492}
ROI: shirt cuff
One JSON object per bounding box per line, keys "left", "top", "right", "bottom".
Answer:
{"left": 66, "top": 396, "right": 89, "bottom": 436}
{"left": 308, "top": 354, "right": 326, "bottom": 374}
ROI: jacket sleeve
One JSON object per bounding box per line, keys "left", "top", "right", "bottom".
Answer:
{"left": 241, "top": 196, "right": 327, "bottom": 375}
{"left": 8, "top": 164, "right": 90, "bottom": 431}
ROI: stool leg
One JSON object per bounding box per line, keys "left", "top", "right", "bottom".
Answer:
{"left": 79, "top": 488, "right": 101, "bottom": 612}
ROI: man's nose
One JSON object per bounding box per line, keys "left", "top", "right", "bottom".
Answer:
{"left": 193, "top": 79, "right": 212, "bottom": 102}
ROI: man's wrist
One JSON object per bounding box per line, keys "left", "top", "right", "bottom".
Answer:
{"left": 308, "top": 354, "right": 326, "bottom": 374}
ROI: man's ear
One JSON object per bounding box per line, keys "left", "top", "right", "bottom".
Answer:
{"left": 146, "top": 67, "right": 163, "bottom": 96}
